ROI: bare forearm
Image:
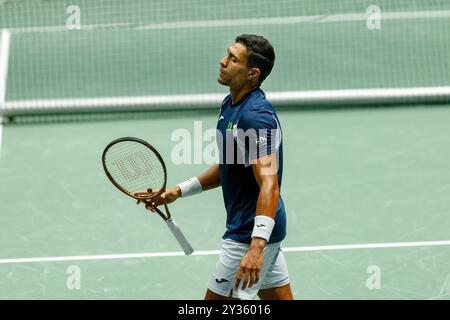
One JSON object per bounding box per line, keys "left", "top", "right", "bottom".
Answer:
{"left": 198, "top": 164, "right": 221, "bottom": 191}
{"left": 250, "top": 183, "right": 279, "bottom": 249}
{"left": 255, "top": 183, "right": 279, "bottom": 220}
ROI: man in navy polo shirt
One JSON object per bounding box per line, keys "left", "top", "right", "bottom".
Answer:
{"left": 147, "top": 34, "right": 293, "bottom": 300}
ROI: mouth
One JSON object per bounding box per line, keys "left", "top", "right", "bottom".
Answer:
{"left": 219, "top": 69, "right": 225, "bottom": 75}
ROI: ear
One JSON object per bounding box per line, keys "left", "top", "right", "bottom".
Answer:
{"left": 248, "top": 67, "right": 260, "bottom": 81}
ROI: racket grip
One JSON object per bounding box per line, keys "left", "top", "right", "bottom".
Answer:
{"left": 166, "top": 218, "right": 194, "bottom": 255}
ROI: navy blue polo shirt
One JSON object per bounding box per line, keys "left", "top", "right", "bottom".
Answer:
{"left": 216, "top": 88, "right": 286, "bottom": 244}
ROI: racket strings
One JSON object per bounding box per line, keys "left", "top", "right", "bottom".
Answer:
{"left": 104, "top": 141, "right": 165, "bottom": 194}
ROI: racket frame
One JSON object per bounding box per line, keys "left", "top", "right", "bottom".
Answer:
{"left": 102, "top": 137, "right": 193, "bottom": 255}
{"left": 102, "top": 136, "right": 167, "bottom": 201}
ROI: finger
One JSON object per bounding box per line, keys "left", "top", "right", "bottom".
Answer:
{"left": 145, "top": 203, "right": 156, "bottom": 212}
{"left": 254, "top": 269, "right": 260, "bottom": 285}
{"left": 234, "top": 270, "right": 243, "bottom": 289}
{"left": 248, "top": 269, "right": 256, "bottom": 288}
{"left": 161, "top": 187, "right": 169, "bottom": 199}
{"left": 136, "top": 199, "right": 141, "bottom": 205}
{"left": 241, "top": 269, "right": 250, "bottom": 290}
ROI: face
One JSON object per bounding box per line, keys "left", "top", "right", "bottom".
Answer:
{"left": 218, "top": 42, "right": 258, "bottom": 88}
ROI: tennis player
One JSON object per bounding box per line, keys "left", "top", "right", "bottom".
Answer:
{"left": 145, "top": 34, "right": 293, "bottom": 300}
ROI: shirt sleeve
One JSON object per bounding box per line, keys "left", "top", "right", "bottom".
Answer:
{"left": 235, "top": 108, "right": 282, "bottom": 166}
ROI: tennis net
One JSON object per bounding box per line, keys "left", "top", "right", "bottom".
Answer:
{"left": 0, "top": 0, "right": 450, "bottom": 115}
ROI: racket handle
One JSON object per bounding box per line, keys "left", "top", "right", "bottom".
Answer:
{"left": 166, "top": 218, "right": 194, "bottom": 255}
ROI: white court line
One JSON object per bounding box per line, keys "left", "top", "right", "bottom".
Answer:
{"left": 1, "top": 240, "right": 450, "bottom": 265}
{"left": 137, "top": 10, "right": 450, "bottom": 30}
{"left": 316, "top": 10, "right": 450, "bottom": 23}
{"left": 8, "top": 23, "right": 134, "bottom": 34}
{"left": 282, "top": 240, "right": 450, "bottom": 252}
{"left": 7, "top": 10, "right": 450, "bottom": 34}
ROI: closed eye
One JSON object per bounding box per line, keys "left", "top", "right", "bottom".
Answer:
{"left": 227, "top": 49, "right": 239, "bottom": 63}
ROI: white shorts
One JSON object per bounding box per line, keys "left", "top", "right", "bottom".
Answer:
{"left": 208, "top": 239, "right": 290, "bottom": 300}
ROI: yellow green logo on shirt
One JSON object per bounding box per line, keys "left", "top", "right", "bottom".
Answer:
{"left": 226, "top": 121, "right": 233, "bottom": 130}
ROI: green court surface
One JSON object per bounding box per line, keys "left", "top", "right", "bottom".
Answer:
{"left": 1, "top": 0, "right": 450, "bottom": 300}
{"left": 1, "top": 105, "right": 450, "bottom": 299}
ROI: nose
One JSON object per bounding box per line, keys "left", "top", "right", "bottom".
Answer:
{"left": 220, "top": 56, "right": 227, "bottom": 68}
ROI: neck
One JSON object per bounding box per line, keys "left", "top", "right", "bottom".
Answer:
{"left": 230, "top": 83, "right": 259, "bottom": 105}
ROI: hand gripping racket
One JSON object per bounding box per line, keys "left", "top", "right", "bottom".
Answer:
{"left": 102, "top": 137, "right": 194, "bottom": 255}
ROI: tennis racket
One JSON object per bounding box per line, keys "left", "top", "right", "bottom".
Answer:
{"left": 102, "top": 137, "right": 194, "bottom": 255}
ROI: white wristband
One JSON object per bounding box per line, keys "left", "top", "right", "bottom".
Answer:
{"left": 177, "top": 177, "right": 203, "bottom": 198}
{"left": 251, "top": 215, "right": 275, "bottom": 242}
